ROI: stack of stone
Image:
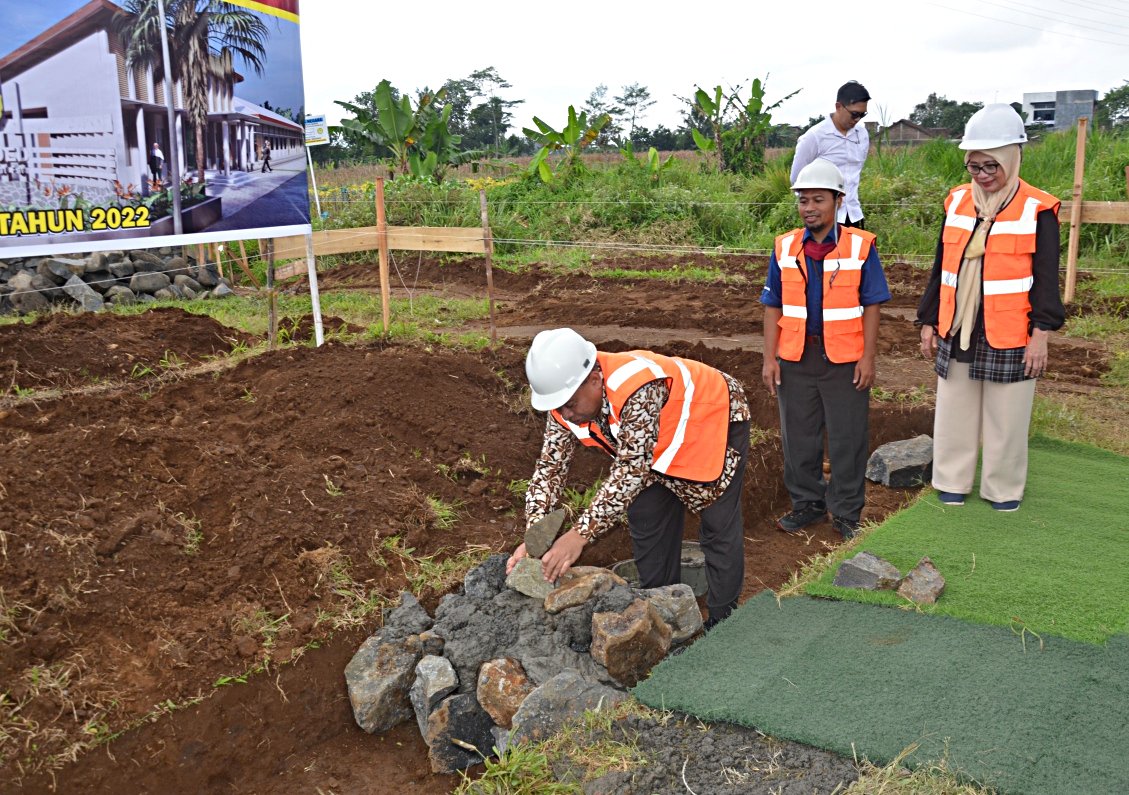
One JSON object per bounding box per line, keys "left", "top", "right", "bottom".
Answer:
{"left": 0, "top": 248, "right": 234, "bottom": 315}
{"left": 344, "top": 552, "right": 704, "bottom": 773}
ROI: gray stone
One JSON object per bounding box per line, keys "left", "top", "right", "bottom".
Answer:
{"left": 193, "top": 262, "right": 220, "bottom": 287}
{"left": 153, "top": 287, "right": 178, "bottom": 301}
{"left": 137, "top": 293, "right": 157, "bottom": 303}
{"left": 165, "top": 256, "right": 190, "bottom": 280}
{"left": 131, "top": 250, "right": 165, "bottom": 270}
{"left": 897, "top": 557, "right": 946, "bottom": 605}
{"left": 509, "top": 670, "right": 626, "bottom": 746}
{"left": 43, "top": 257, "right": 86, "bottom": 277}
{"left": 462, "top": 554, "right": 508, "bottom": 601}
{"left": 104, "top": 286, "right": 137, "bottom": 306}
{"left": 37, "top": 259, "right": 72, "bottom": 284}
{"left": 833, "top": 551, "right": 903, "bottom": 590}
{"left": 491, "top": 725, "right": 510, "bottom": 756}
{"left": 637, "top": 583, "right": 702, "bottom": 644}
{"left": 212, "top": 282, "right": 235, "bottom": 299}
{"left": 9, "top": 285, "right": 49, "bottom": 314}
{"left": 590, "top": 599, "right": 671, "bottom": 687}
{"left": 410, "top": 655, "right": 458, "bottom": 736}
{"left": 7, "top": 271, "right": 33, "bottom": 291}
{"left": 344, "top": 634, "right": 422, "bottom": 734}
{"left": 384, "top": 592, "right": 433, "bottom": 637}
{"left": 130, "top": 271, "right": 171, "bottom": 294}
{"left": 31, "top": 273, "right": 63, "bottom": 300}
{"left": 505, "top": 556, "right": 555, "bottom": 600}
{"left": 866, "top": 434, "right": 934, "bottom": 488}
{"left": 476, "top": 657, "right": 534, "bottom": 728}
{"left": 174, "top": 274, "right": 203, "bottom": 294}
{"left": 525, "top": 508, "right": 567, "bottom": 558}
{"left": 86, "top": 252, "right": 109, "bottom": 272}
{"left": 109, "top": 261, "right": 136, "bottom": 279}
{"left": 81, "top": 271, "right": 114, "bottom": 294}
{"left": 63, "top": 275, "right": 105, "bottom": 311}
{"left": 425, "top": 693, "right": 495, "bottom": 773}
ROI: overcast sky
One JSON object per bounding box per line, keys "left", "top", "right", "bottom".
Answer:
{"left": 300, "top": 0, "right": 1129, "bottom": 132}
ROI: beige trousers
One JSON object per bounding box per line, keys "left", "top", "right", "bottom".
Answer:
{"left": 932, "top": 361, "right": 1037, "bottom": 502}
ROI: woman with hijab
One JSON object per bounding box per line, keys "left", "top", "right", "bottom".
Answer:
{"left": 916, "top": 104, "right": 1065, "bottom": 512}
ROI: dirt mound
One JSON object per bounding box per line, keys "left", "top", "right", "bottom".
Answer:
{"left": 0, "top": 308, "right": 255, "bottom": 390}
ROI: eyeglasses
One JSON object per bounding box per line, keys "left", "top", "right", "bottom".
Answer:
{"left": 847, "top": 110, "right": 867, "bottom": 121}
{"left": 966, "top": 162, "right": 1001, "bottom": 176}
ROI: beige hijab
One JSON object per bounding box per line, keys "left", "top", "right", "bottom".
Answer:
{"left": 951, "top": 144, "right": 1022, "bottom": 350}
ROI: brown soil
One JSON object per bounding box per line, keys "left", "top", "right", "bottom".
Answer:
{"left": 0, "top": 255, "right": 1114, "bottom": 794}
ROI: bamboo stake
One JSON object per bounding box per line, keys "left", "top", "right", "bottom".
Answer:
{"left": 232, "top": 243, "right": 262, "bottom": 289}
{"left": 375, "top": 177, "right": 391, "bottom": 334}
{"left": 1064, "top": 116, "right": 1088, "bottom": 305}
{"left": 211, "top": 243, "right": 226, "bottom": 283}
{"left": 478, "top": 189, "right": 497, "bottom": 346}
{"left": 264, "top": 238, "right": 277, "bottom": 349}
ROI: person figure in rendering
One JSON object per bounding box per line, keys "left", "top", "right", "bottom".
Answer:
{"left": 761, "top": 158, "right": 891, "bottom": 539}
{"left": 507, "top": 328, "right": 750, "bottom": 629}
{"left": 261, "top": 140, "right": 273, "bottom": 173}
{"left": 791, "top": 81, "right": 872, "bottom": 228}
{"left": 148, "top": 141, "right": 165, "bottom": 183}
{"left": 916, "top": 104, "right": 1064, "bottom": 512}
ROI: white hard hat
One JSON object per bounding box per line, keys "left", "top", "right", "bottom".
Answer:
{"left": 525, "top": 328, "right": 598, "bottom": 411}
{"left": 791, "top": 158, "right": 845, "bottom": 194}
{"left": 959, "top": 103, "right": 1027, "bottom": 150}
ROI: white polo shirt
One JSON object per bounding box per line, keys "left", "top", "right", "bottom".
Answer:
{"left": 791, "top": 116, "right": 870, "bottom": 223}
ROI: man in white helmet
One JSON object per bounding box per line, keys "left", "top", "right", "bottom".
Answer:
{"left": 508, "top": 329, "right": 751, "bottom": 629}
{"left": 761, "top": 158, "right": 890, "bottom": 539}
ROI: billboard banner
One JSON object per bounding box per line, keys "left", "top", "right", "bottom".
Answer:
{"left": 0, "top": 0, "right": 310, "bottom": 258}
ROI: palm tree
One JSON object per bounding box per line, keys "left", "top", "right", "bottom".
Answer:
{"left": 114, "top": 1, "right": 268, "bottom": 184}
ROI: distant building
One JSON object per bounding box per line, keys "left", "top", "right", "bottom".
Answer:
{"left": 1021, "top": 91, "right": 1098, "bottom": 130}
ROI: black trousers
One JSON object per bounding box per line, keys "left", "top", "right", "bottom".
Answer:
{"left": 776, "top": 342, "right": 869, "bottom": 522}
{"left": 626, "top": 420, "right": 748, "bottom": 623}
{"left": 843, "top": 216, "right": 865, "bottom": 230}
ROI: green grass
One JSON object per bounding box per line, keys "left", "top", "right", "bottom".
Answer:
{"left": 805, "top": 436, "right": 1129, "bottom": 644}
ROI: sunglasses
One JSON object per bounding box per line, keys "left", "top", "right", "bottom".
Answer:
{"left": 847, "top": 110, "right": 867, "bottom": 121}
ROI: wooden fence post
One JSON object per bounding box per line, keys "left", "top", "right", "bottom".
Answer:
{"left": 264, "top": 238, "right": 277, "bottom": 349}
{"left": 1064, "top": 117, "right": 1088, "bottom": 305}
{"left": 233, "top": 240, "right": 262, "bottom": 289}
{"left": 375, "top": 177, "right": 391, "bottom": 334}
{"left": 478, "top": 189, "right": 497, "bottom": 346}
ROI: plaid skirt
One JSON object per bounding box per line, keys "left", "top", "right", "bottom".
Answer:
{"left": 934, "top": 331, "right": 1032, "bottom": 384}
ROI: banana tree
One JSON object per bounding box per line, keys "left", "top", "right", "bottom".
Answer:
{"left": 619, "top": 140, "right": 676, "bottom": 185}
{"left": 336, "top": 80, "right": 443, "bottom": 175}
{"left": 689, "top": 78, "right": 798, "bottom": 175}
{"left": 522, "top": 106, "right": 610, "bottom": 183}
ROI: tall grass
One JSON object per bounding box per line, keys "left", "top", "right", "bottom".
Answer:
{"left": 304, "top": 128, "right": 1129, "bottom": 271}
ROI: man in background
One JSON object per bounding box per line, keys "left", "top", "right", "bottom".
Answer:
{"left": 791, "top": 81, "right": 871, "bottom": 228}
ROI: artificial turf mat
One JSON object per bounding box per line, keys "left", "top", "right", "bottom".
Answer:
{"left": 633, "top": 592, "right": 1129, "bottom": 794}
{"left": 807, "top": 435, "right": 1129, "bottom": 644}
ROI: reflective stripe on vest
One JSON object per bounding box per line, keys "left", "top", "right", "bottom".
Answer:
{"left": 773, "top": 226, "right": 875, "bottom": 364}
{"left": 938, "top": 180, "right": 1060, "bottom": 349}
{"left": 550, "top": 350, "right": 731, "bottom": 482}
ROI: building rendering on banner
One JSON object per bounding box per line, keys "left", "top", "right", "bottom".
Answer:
{"left": 0, "top": 0, "right": 308, "bottom": 256}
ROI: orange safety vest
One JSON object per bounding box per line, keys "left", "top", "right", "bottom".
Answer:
{"left": 773, "top": 226, "right": 876, "bottom": 364}
{"left": 938, "top": 179, "right": 1060, "bottom": 349}
{"left": 549, "top": 350, "right": 732, "bottom": 483}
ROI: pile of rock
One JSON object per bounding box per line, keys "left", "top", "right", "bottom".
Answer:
{"left": 344, "top": 554, "right": 704, "bottom": 773}
{"left": 0, "top": 248, "right": 234, "bottom": 315}
{"left": 833, "top": 551, "right": 946, "bottom": 604}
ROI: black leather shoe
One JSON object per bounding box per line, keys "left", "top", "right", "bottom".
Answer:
{"left": 776, "top": 505, "right": 827, "bottom": 534}
{"left": 832, "top": 516, "right": 860, "bottom": 540}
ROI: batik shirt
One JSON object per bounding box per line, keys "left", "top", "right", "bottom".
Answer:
{"left": 525, "top": 373, "right": 750, "bottom": 544}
